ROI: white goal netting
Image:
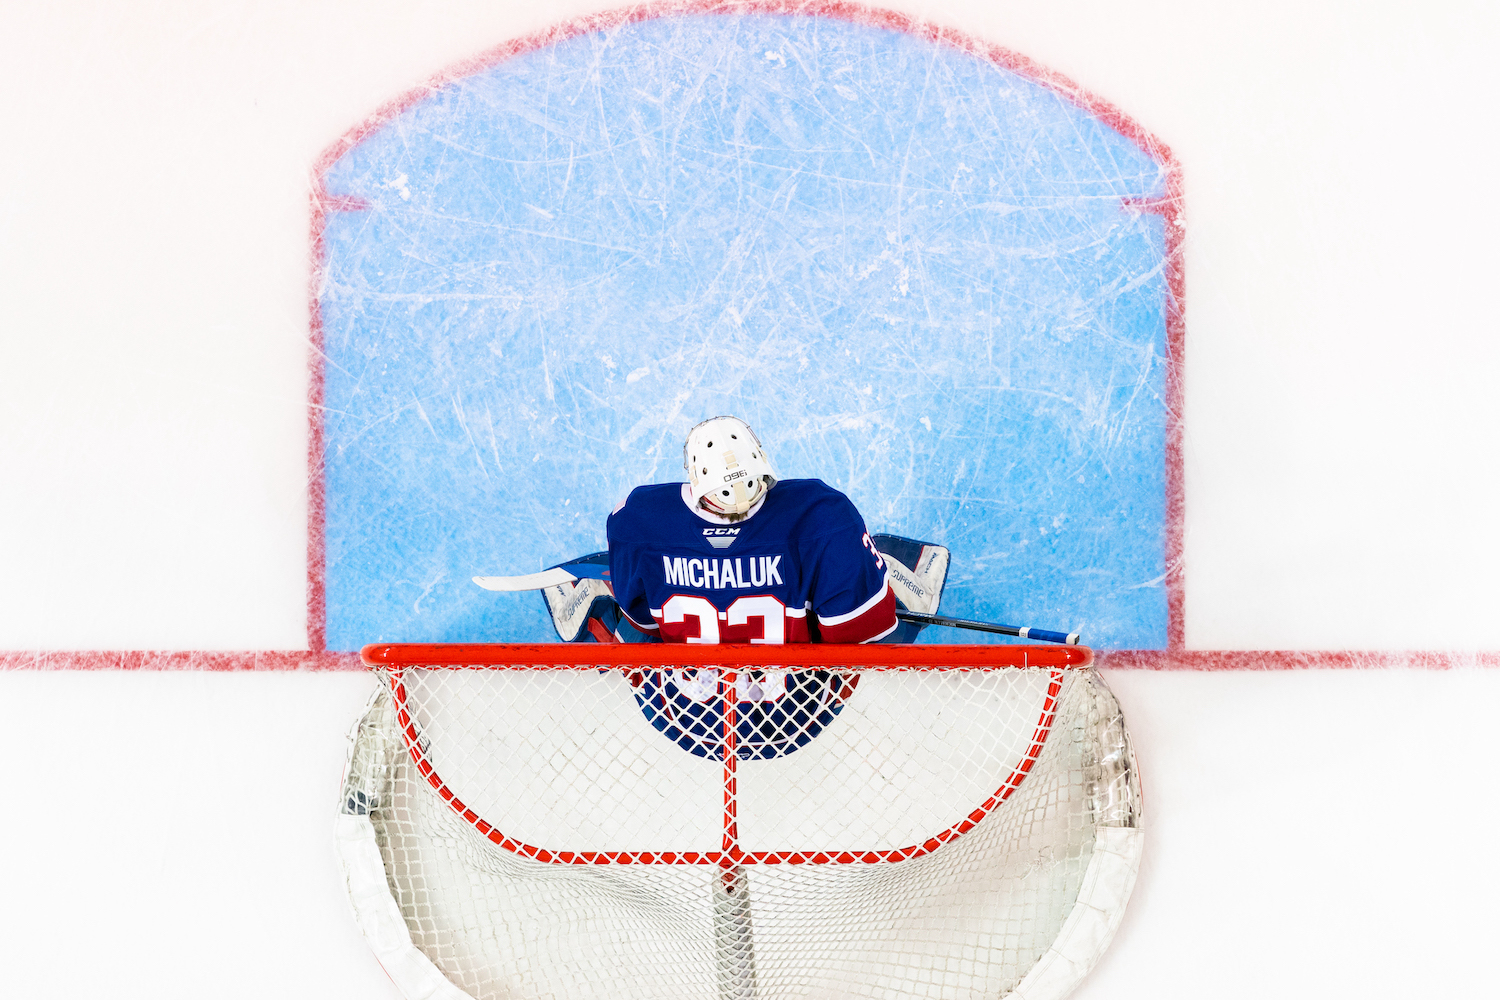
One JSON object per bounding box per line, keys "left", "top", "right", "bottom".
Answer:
{"left": 336, "top": 645, "right": 1141, "bottom": 1000}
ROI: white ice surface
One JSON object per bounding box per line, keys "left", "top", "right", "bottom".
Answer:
{"left": 0, "top": 671, "right": 393, "bottom": 998}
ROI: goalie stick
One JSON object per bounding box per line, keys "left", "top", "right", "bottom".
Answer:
{"left": 895, "top": 611, "right": 1081, "bottom": 646}
{"left": 475, "top": 540, "right": 1082, "bottom": 645}
{"left": 473, "top": 551, "right": 610, "bottom": 592}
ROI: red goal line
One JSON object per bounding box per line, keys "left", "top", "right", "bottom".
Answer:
{"left": 7, "top": 647, "right": 1499, "bottom": 671}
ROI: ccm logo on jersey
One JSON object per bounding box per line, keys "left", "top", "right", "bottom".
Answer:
{"left": 703, "top": 526, "right": 740, "bottom": 550}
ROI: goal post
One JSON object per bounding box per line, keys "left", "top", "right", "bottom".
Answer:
{"left": 337, "top": 643, "right": 1142, "bottom": 1000}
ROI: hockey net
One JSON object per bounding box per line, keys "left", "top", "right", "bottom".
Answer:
{"left": 337, "top": 643, "right": 1142, "bottom": 1000}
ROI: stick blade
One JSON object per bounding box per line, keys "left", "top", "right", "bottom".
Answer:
{"left": 472, "top": 568, "right": 579, "bottom": 592}
{"left": 472, "top": 553, "right": 610, "bottom": 593}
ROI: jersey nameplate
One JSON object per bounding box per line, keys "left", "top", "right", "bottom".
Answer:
{"left": 663, "top": 555, "right": 783, "bottom": 590}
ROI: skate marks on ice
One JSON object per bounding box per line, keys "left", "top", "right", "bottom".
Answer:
{"left": 313, "top": 6, "right": 1176, "bottom": 649}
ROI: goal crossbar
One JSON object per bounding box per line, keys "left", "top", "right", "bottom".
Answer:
{"left": 361, "top": 641, "right": 1093, "bottom": 670}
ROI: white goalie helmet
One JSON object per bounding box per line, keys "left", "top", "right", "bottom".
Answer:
{"left": 684, "top": 416, "right": 777, "bottom": 518}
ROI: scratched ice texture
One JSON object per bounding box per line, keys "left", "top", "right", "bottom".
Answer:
{"left": 317, "top": 12, "right": 1171, "bottom": 650}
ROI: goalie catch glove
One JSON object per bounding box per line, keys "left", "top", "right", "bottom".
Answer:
{"left": 870, "top": 534, "right": 951, "bottom": 643}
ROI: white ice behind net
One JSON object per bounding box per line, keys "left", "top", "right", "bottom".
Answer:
{"left": 339, "top": 665, "right": 1140, "bottom": 1000}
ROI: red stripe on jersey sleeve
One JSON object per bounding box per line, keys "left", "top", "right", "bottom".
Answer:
{"left": 817, "top": 584, "right": 897, "bottom": 644}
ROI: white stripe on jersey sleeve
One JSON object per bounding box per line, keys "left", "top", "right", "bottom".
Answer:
{"left": 625, "top": 608, "right": 660, "bottom": 630}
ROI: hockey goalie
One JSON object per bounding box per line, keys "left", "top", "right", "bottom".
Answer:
{"left": 487, "top": 415, "right": 952, "bottom": 646}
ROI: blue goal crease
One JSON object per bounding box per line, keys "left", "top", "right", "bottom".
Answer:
{"left": 316, "top": 13, "right": 1172, "bottom": 651}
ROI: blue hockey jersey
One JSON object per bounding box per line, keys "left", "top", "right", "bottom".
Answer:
{"left": 606, "top": 479, "right": 896, "bottom": 644}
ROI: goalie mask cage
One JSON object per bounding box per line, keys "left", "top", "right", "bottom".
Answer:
{"left": 337, "top": 644, "right": 1142, "bottom": 1000}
